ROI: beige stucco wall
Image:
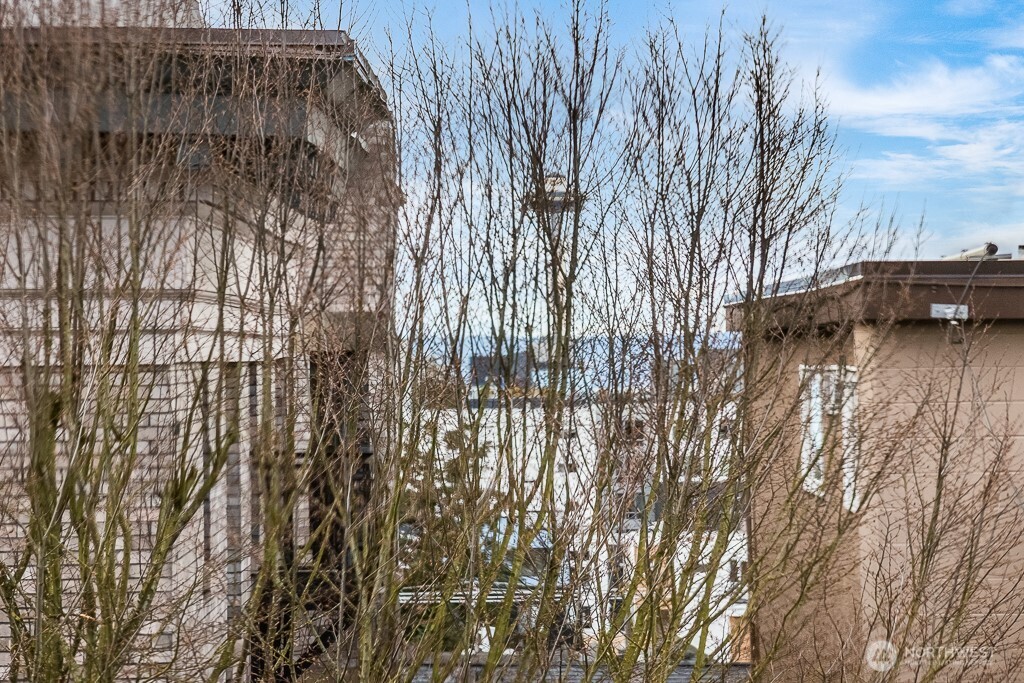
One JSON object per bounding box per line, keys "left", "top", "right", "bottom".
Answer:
{"left": 753, "top": 318, "right": 1024, "bottom": 681}
{"left": 854, "top": 321, "right": 1024, "bottom": 681}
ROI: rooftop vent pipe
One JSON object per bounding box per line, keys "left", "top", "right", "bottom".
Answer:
{"left": 942, "top": 243, "right": 998, "bottom": 261}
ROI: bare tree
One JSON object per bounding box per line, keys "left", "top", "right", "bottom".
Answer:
{"left": 1, "top": 0, "right": 1021, "bottom": 681}
{"left": 364, "top": 6, "right": 907, "bottom": 683}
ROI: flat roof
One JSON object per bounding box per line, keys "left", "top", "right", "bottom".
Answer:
{"left": 1, "top": 26, "right": 384, "bottom": 99}
{"left": 728, "top": 259, "right": 1024, "bottom": 331}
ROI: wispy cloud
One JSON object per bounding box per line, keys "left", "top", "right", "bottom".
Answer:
{"left": 750, "top": 1, "right": 1024, "bottom": 253}
{"left": 842, "top": 117, "right": 954, "bottom": 142}
{"left": 986, "top": 22, "right": 1024, "bottom": 49}
{"left": 849, "top": 120, "right": 1024, "bottom": 189}
{"left": 942, "top": 0, "right": 997, "bottom": 18}
{"left": 821, "top": 45, "right": 1024, "bottom": 223}
{"left": 828, "top": 55, "right": 1024, "bottom": 120}
{"left": 850, "top": 153, "right": 953, "bottom": 187}
{"left": 940, "top": 121, "right": 1024, "bottom": 171}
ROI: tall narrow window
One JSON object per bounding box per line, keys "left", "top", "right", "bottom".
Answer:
{"left": 225, "top": 364, "right": 242, "bottom": 619}
{"left": 200, "top": 370, "right": 212, "bottom": 597}
{"left": 799, "top": 365, "right": 858, "bottom": 507}
{"left": 248, "top": 362, "right": 261, "bottom": 544}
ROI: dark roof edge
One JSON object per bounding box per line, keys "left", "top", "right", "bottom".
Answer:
{"left": 729, "top": 259, "right": 1024, "bottom": 330}
{"left": 0, "top": 26, "right": 386, "bottom": 100}
{"left": 2, "top": 26, "right": 354, "bottom": 48}
{"left": 732, "top": 259, "right": 1024, "bottom": 305}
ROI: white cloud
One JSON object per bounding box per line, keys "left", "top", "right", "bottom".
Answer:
{"left": 823, "top": 47, "right": 1024, "bottom": 215}
{"left": 843, "top": 116, "right": 955, "bottom": 142}
{"left": 987, "top": 23, "right": 1024, "bottom": 49}
{"left": 849, "top": 117, "right": 1024, "bottom": 185}
{"left": 942, "top": 0, "right": 996, "bottom": 17}
{"left": 939, "top": 122, "right": 1024, "bottom": 170}
{"left": 735, "top": 2, "right": 1024, "bottom": 249}
{"left": 828, "top": 55, "right": 1024, "bottom": 120}
{"left": 850, "top": 153, "right": 952, "bottom": 186}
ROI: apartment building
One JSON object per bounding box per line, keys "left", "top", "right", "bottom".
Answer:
{"left": 401, "top": 342, "right": 749, "bottom": 664}
{"left": 0, "top": 4, "right": 395, "bottom": 680}
{"left": 734, "top": 258, "right": 1024, "bottom": 681}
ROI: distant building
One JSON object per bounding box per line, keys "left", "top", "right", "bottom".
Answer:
{"left": 402, "top": 343, "right": 748, "bottom": 663}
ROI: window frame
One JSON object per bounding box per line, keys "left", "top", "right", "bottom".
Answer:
{"left": 798, "top": 364, "right": 859, "bottom": 508}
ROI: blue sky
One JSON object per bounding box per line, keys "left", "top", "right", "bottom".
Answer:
{"left": 338, "top": 0, "right": 1024, "bottom": 259}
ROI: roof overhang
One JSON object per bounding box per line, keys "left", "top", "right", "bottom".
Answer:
{"left": 0, "top": 26, "right": 390, "bottom": 141}
{"left": 727, "top": 260, "right": 1024, "bottom": 334}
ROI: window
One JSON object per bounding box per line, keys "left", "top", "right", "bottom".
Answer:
{"left": 607, "top": 545, "right": 628, "bottom": 594}
{"left": 152, "top": 629, "right": 175, "bottom": 651}
{"left": 161, "top": 555, "right": 174, "bottom": 580}
{"left": 626, "top": 490, "right": 646, "bottom": 522}
{"left": 799, "top": 365, "right": 858, "bottom": 507}
{"left": 728, "top": 559, "right": 749, "bottom": 584}
{"left": 621, "top": 418, "right": 645, "bottom": 446}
